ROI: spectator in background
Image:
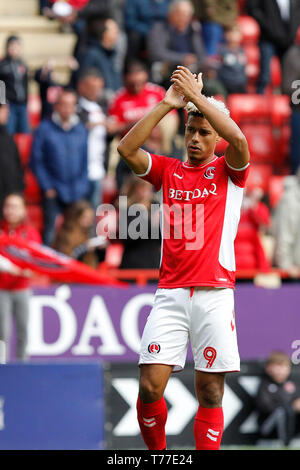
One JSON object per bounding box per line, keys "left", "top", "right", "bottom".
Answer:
{"left": 201, "top": 57, "right": 228, "bottom": 97}
{"left": 247, "top": 0, "right": 300, "bottom": 94}
{"left": 53, "top": 199, "right": 106, "bottom": 268}
{"left": 0, "top": 35, "right": 30, "bottom": 134}
{"left": 255, "top": 351, "right": 300, "bottom": 447}
{"left": 272, "top": 172, "right": 300, "bottom": 278}
{"left": 0, "top": 103, "right": 25, "bottom": 217}
{"left": 77, "top": 15, "right": 123, "bottom": 100}
{"left": 117, "top": 176, "right": 161, "bottom": 269}
{"left": 77, "top": 68, "right": 107, "bottom": 209}
{"left": 0, "top": 193, "right": 41, "bottom": 362}
{"left": 68, "top": 1, "right": 127, "bottom": 81}
{"left": 217, "top": 23, "right": 247, "bottom": 94}
{"left": 124, "top": 0, "right": 172, "bottom": 61}
{"left": 234, "top": 187, "right": 271, "bottom": 271}
{"left": 147, "top": 0, "right": 206, "bottom": 87}
{"left": 282, "top": 29, "right": 300, "bottom": 174}
{"left": 192, "top": 0, "right": 238, "bottom": 56}
{"left": 108, "top": 60, "right": 179, "bottom": 188}
{"left": 30, "top": 88, "right": 89, "bottom": 246}
{"left": 34, "top": 57, "right": 79, "bottom": 120}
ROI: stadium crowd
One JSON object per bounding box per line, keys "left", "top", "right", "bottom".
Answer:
{"left": 0, "top": 2, "right": 300, "bottom": 448}
{"left": 0, "top": 0, "right": 300, "bottom": 277}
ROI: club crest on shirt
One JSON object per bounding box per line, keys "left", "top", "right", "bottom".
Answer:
{"left": 204, "top": 167, "right": 216, "bottom": 179}
{"left": 148, "top": 342, "right": 161, "bottom": 354}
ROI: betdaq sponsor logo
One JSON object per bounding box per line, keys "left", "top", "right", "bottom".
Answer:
{"left": 96, "top": 196, "right": 206, "bottom": 250}
{"left": 168, "top": 183, "right": 217, "bottom": 201}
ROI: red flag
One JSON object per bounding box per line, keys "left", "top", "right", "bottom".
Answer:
{"left": 0, "top": 235, "right": 125, "bottom": 286}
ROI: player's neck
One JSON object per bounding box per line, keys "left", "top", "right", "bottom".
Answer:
{"left": 187, "top": 154, "right": 215, "bottom": 168}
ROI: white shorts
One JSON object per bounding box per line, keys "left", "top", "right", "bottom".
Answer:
{"left": 139, "top": 287, "right": 240, "bottom": 373}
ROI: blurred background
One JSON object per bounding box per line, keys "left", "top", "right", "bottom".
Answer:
{"left": 0, "top": 0, "right": 300, "bottom": 450}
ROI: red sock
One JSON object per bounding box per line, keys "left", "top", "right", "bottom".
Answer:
{"left": 137, "top": 395, "right": 168, "bottom": 450}
{"left": 194, "top": 406, "right": 224, "bottom": 450}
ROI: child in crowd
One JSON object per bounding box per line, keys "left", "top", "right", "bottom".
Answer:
{"left": 217, "top": 23, "right": 247, "bottom": 94}
{"left": 255, "top": 351, "right": 300, "bottom": 446}
{"left": 0, "top": 193, "right": 41, "bottom": 361}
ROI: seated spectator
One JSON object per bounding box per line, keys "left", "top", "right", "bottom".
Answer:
{"left": 108, "top": 60, "right": 179, "bottom": 188}
{"left": 30, "top": 88, "right": 89, "bottom": 246}
{"left": 117, "top": 176, "right": 161, "bottom": 269}
{"left": 255, "top": 351, "right": 300, "bottom": 447}
{"left": 234, "top": 187, "right": 271, "bottom": 271}
{"left": 64, "top": 1, "right": 127, "bottom": 81}
{"left": 53, "top": 199, "right": 106, "bottom": 268}
{"left": 77, "top": 15, "right": 123, "bottom": 100}
{"left": 0, "top": 103, "right": 25, "bottom": 217}
{"left": 247, "top": 0, "right": 300, "bottom": 94}
{"left": 124, "top": 0, "right": 172, "bottom": 61}
{"left": 282, "top": 30, "right": 300, "bottom": 174}
{"left": 0, "top": 193, "right": 41, "bottom": 362}
{"left": 0, "top": 35, "right": 30, "bottom": 134}
{"left": 77, "top": 68, "right": 107, "bottom": 209}
{"left": 272, "top": 172, "right": 300, "bottom": 277}
{"left": 217, "top": 23, "right": 247, "bottom": 94}
{"left": 201, "top": 58, "right": 228, "bottom": 97}
{"left": 192, "top": 0, "right": 238, "bottom": 56}
{"left": 147, "top": 0, "right": 206, "bottom": 87}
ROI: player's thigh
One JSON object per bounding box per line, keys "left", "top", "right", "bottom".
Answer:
{"left": 190, "top": 288, "right": 239, "bottom": 372}
{"left": 139, "top": 288, "right": 190, "bottom": 372}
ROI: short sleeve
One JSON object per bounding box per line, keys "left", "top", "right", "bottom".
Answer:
{"left": 108, "top": 97, "right": 123, "bottom": 123}
{"left": 134, "top": 152, "right": 169, "bottom": 191}
{"left": 225, "top": 159, "right": 250, "bottom": 188}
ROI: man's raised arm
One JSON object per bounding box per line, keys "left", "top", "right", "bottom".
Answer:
{"left": 171, "top": 66, "right": 250, "bottom": 169}
{"left": 117, "top": 85, "right": 186, "bottom": 175}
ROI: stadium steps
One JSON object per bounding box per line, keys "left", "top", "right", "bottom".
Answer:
{"left": 0, "top": 16, "right": 61, "bottom": 34}
{"left": 0, "top": 31, "right": 76, "bottom": 86}
{"left": 0, "top": 0, "right": 39, "bottom": 16}
{"left": 0, "top": 32, "right": 76, "bottom": 63}
{"left": 0, "top": 0, "right": 76, "bottom": 86}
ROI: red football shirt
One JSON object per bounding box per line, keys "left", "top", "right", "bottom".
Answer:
{"left": 137, "top": 152, "right": 249, "bottom": 289}
{"left": 108, "top": 82, "right": 169, "bottom": 133}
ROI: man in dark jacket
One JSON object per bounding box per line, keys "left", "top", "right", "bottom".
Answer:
{"left": 247, "top": 0, "right": 300, "bottom": 93}
{"left": 77, "top": 16, "right": 123, "bottom": 99}
{"left": 0, "top": 35, "right": 30, "bottom": 134}
{"left": 30, "top": 88, "right": 89, "bottom": 246}
{"left": 147, "top": 0, "right": 206, "bottom": 87}
{"left": 0, "top": 103, "right": 25, "bottom": 216}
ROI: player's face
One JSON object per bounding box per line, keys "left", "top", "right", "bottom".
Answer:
{"left": 185, "top": 116, "right": 218, "bottom": 165}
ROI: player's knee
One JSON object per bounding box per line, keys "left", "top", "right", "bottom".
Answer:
{"left": 139, "top": 376, "right": 163, "bottom": 403}
{"left": 197, "top": 380, "right": 224, "bottom": 407}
